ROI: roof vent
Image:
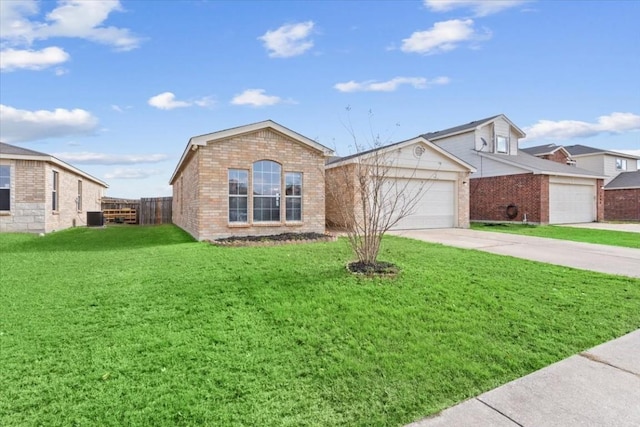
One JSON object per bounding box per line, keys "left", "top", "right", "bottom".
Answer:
{"left": 413, "top": 145, "right": 425, "bottom": 158}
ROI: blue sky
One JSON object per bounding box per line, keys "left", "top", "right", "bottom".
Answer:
{"left": 1, "top": 0, "right": 639, "bottom": 198}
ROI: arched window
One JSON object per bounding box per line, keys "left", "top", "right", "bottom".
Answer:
{"left": 253, "top": 160, "right": 281, "bottom": 222}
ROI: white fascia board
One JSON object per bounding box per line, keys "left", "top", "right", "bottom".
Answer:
{"left": 326, "top": 136, "right": 476, "bottom": 173}
{"left": 0, "top": 153, "right": 108, "bottom": 187}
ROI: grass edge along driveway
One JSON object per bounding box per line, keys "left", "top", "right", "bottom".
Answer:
{"left": 1, "top": 225, "right": 639, "bottom": 426}
{"left": 471, "top": 222, "right": 640, "bottom": 249}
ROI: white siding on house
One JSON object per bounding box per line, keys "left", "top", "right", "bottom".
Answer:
{"left": 573, "top": 156, "right": 604, "bottom": 176}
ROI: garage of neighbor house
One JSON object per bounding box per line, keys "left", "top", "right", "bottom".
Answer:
{"left": 325, "top": 136, "right": 475, "bottom": 230}
{"left": 549, "top": 177, "right": 598, "bottom": 224}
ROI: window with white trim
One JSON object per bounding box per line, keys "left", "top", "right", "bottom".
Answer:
{"left": 228, "top": 169, "right": 248, "bottom": 223}
{"left": 77, "top": 180, "right": 82, "bottom": 211}
{"left": 615, "top": 158, "right": 627, "bottom": 171}
{"left": 285, "top": 172, "right": 302, "bottom": 221}
{"left": 253, "top": 160, "right": 281, "bottom": 222}
{"left": 496, "top": 136, "right": 508, "bottom": 154}
{"left": 0, "top": 165, "right": 10, "bottom": 211}
{"left": 52, "top": 171, "right": 59, "bottom": 211}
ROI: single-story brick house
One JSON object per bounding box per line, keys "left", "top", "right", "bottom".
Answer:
{"left": 422, "top": 115, "right": 605, "bottom": 224}
{"left": 325, "top": 136, "right": 475, "bottom": 230}
{"left": 0, "top": 142, "right": 108, "bottom": 233}
{"left": 169, "top": 120, "right": 334, "bottom": 241}
{"left": 603, "top": 171, "right": 640, "bottom": 221}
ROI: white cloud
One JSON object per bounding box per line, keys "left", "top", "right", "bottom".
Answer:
{"left": 258, "top": 21, "right": 314, "bottom": 58}
{"left": 334, "top": 76, "right": 450, "bottom": 92}
{"left": 231, "top": 89, "right": 287, "bottom": 107}
{"left": 424, "top": 0, "right": 528, "bottom": 17}
{"left": 401, "top": 19, "right": 490, "bottom": 55}
{"left": 53, "top": 152, "right": 168, "bottom": 165}
{"left": 524, "top": 112, "right": 640, "bottom": 140}
{"left": 104, "top": 168, "right": 163, "bottom": 180}
{"left": 147, "top": 92, "right": 212, "bottom": 110}
{"left": 148, "top": 92, "right": 190, "bottom": 110}
{"left": 0, "top": 0, "right": 141, "bottom": 51}
{"left": 0, "top": 46, "right": 69, "bottom": 71}
{"left": 0, "top": 104, "right": 98, "bottom": 143}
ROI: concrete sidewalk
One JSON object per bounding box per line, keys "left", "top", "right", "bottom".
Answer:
{"left": 407, "top": 330, "right": 640, "bottom": 427}
{"left": 388, "top": 228, "right": 640, "bottom": 278}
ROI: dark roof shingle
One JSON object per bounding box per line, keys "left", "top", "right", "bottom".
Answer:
{"left": 0, "top": 142, "right": 49, "bottom": 157}
{"left": 605, "top": 171, "right": 640, "bottom": 189}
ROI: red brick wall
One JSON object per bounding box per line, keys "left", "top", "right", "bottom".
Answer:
{"left": 470, "top": 173, "right": 549, "bottom": 223}
{"left": 604, "top": 189, "right": 640, "bottom": 221}
{"left": 541, "top": 151, "right": 571, "bottom": 165}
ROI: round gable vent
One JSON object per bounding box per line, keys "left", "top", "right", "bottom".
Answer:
{"left": 413, "top": 145, "right": 425, "bottom": 158}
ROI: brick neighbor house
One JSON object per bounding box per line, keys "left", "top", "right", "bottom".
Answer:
{"left": 326, "top": 136, "right": 475, "bottom": 230}
{"left": 524, "top": 143, "right": 640, "bottom": 221}
{"left": 169, "top": 120, "right": 334, "bottom": 241}
{"left": 0, "top": 142, "right": 108, "bottom": 233}
{"left": 422, "top": 115, "right": 605, "bottom": 224}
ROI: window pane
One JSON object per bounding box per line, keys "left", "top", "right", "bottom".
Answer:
{"left": 0, "top": 166, "right": 9, "bottom": 189}
{"left": 496, "top": 136, "right": 508, "bottom": 153}
{"left": 253, "top": 161, "right": 281, "bottom": 222}
{"left": 286, "top": 197, "right": 301, "bottom": 221}
{"left": 0, "top": 189, "right": 9, "bottom": 210}
{"left": 229, "top": 196, "right": 247, "bottom": 222}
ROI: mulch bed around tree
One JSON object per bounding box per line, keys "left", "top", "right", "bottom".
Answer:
{"left": 210, "top": 232, "right": 336, "bottom": 247}
{"left": 347, "top": 261, "right": 399, "bottom": 276}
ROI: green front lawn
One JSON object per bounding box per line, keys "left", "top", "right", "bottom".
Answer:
{"left": 472, "top": 223, "right": 640, "bottom": 249}
{"left": 1, "top": 225, "right": 638, "bottom": 426}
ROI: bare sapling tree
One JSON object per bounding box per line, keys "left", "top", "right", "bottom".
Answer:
{"left": 326, "top": 110, "right": 438, "bottom": 271}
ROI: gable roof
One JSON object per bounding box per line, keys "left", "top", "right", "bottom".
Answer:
{"left": 422, "top": 114, "right": 526, "bottom": 141}
{"left": 170, "top": 120, "right": 334, "bottom": 184}
{"left": 0, "top": 141, "right": 108, "bottom": 188}
{"left": 605, "top": 170, "right": 640, "bottom": 189}
{"left": 478, "top": 150, "right": 604, "bottom": 179}
{"left": 521, "top": 143, "right": 571, "bottom": 157}
{"left": 325, "top": 136, "right": 476, "bottom": 172}
{"left": 564, "top": 144, "right": 640, "bottom": 159}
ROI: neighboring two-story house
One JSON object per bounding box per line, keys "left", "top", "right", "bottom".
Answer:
{"left": 422, "top": 115, "right": 605, "bottom": 224}
{"left": 524, "top": 144, "right": 639, "bottom": 221}
{"left": 0, "top": 142, "right": 108, "bottom": 233}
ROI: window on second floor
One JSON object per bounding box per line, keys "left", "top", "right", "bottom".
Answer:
{"left": 496, "top": 136, "right": 508, "bottom": 154}
{"left": 615, "top": 158, "right": 627, "bottom": 171}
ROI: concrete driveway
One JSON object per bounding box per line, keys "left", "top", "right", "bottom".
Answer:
{"left": 388, "top": 228, "right": 640, "bottom": 278}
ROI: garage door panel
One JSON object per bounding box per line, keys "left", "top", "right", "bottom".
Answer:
{"left": 549, "top": 183, "right": 595, "bottom": 224}
{"left": 390, "top": 179, "right": 455, "bottom": 230}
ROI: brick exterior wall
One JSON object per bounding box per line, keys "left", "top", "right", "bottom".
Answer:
{"left": 470, "top": 173, "right": 549, "bottom": 223}
{"left": 0, "top": 159, "right": 104, "bottom": 233}
{"left": 540, "top": 150, "right": 571, "bottom": 165}
{"left": 604, "top": 188, "right": 640, "bottom": 221}
{"left": 172, "top": 129, "right": 327, "bottom": 241}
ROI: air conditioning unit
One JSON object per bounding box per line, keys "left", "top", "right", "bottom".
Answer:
{"left": 87, "top": 211, "right": 104, "bottom": 227}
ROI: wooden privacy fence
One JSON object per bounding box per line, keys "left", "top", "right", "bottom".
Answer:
{"left": 101, "top": 197, "right": 172, "bottom": 225}
{"left": 139, "top": 197, "right": 173, "bottom": 225}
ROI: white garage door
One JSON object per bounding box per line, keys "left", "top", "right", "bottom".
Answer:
{"left": 390, "top": 179, "right": 455, "bottom": 230}
{"left": 549, "top": 183, "right": 596, "bottom": 224}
